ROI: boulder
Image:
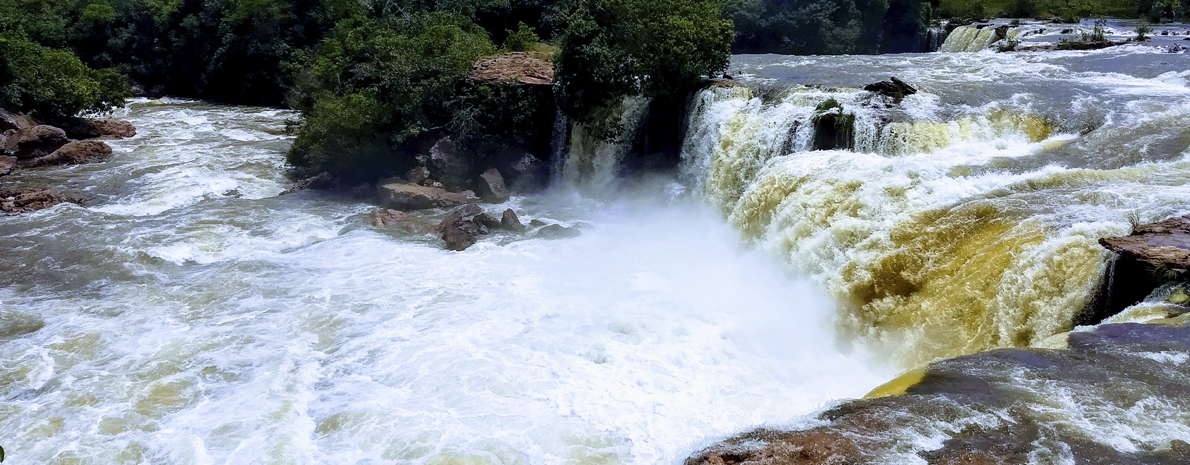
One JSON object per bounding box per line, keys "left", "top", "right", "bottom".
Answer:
{"left": 29, "top": 140, "right": 113, "bottom": 166}
{"left": 0, "top": 189, "right": 83, "bottom": 213}
{"left": 377, "top": 182, "right": 477, "bottom": 210}
{"left": 507, "top": 154, "right": 548, "bottom": 192}
{"left": 283, "top": 172, "right": 340, "bottom": 194}
{"left": 0, "top": 155, "right": 15, "bottom": 177}
{"left": 60, "top": 118, "right": 137, "bottom": 140}
{"left": 428, "top": 137, "right": 469, "bottom": 189}
{"left": 501, "top": 209, "right": 526, "bottom": 232}
{"left": 475, "top": 212, "right": 501, "bottom": 230}
{"left": 4, "top": 125, "right": 68, "bottom": 159}
{"left": 862, "top": 77, "right": 917, "bottom": 104}
{"left": 477, "top": 168, "right": 510, "bottom": 203}
{"left": 406, "top": 165, "right": 431, "bottom": 185}
{"left": 1099, "top": 214, "right": 1190, "bottom": 271}
{"left": 535, "top": 224, "right": 582, "bottom": 240}
{"left": 0, "top": 107, "right": 35, "bottom": 132}
{"left": 368, "top": 209, "right": 410, "bottom": 227}
{"left": 440, "top": 204, "right": 487, "bottom": 251}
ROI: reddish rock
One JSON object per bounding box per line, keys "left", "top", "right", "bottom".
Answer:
{"left": 477, "top": 168, "right": 510, "bottom": 203}
{"left": 0, "top": 155, "right": 15, "bottom": 177}
{"left": 0, "top": 107, "right": 35, "bottom": 132}
{"left": 440, "top": 204, "right": 486, "bottom": 251}
{"left": 1099, "top": 214, "right": 1190, "bottom": 270}
{"left": 4, "top": 125, "right": 68, "bottom": 159}
{"left": 377, "top": 182, "right": 477, "bottom": 210}
{"left": 469, "top": 52, "right": 555, "bottom": 85}
{"left": 0, "top": 189, "right": 83, "bottom": 213}
{"left": 368, "top": 209, "right": 410, "bottom": 227}
{"left": 60, "top": 118, "right": 137, "bottom": 140}
{"left": 29, "top": 140, "right": 113, "bottom": 166}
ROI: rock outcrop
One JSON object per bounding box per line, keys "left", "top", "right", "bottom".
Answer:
{"left": 469, "top": 52, "right": 554, "bottom": 85}
{"left": 428, "top": 137, "right": 470, "bottom": 189}
{"left": 440, "top": 204, "right": 486, "bottom": 251}
{"left": 0, "top": 189, "right": 83, "bottom": 213}
{"left": 477, "top": 168, "right": 510, "bottom": 203}
{"left": 60, "top": 118, "right": 137, "bottom": 140}
{"left": 368, "top": 209, "right": 410, "bottom": 227}
{"left": 0, "top": 156, "right": 15, "bottom": 177}
{"left": 29, "top": 140, "right": 113, "bottom": 166}
{"left": 863, "top": 77, "right": 917, "bottom": 104}
{"left": 1099, "top": 214, "right": 1190, "bottom": 271}
{"left": 377, "top": 182, "right": 477, "bottom": 210}
{"left": 4, "top": 125, "right": 68, "bottom": 159}
{"left": 501, "top": 209, "right": 525, "bottom": 232}
{"left": 0, "top": 107, "right": 35, "bottom": 132}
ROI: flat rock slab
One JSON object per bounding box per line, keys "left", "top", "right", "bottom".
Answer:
{"left": 1100, "top": 214, "right": 1190, "bottom": 270}
{"left": 469, "top": 52, "right": 554, "bottom": 85}
{"left": 378, "top": 182, "right": 477, "bottom": 210}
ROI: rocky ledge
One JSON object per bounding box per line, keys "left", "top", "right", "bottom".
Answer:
{"left": 1100, "top": 214, "right": 1190, "bottom": 271}
{"left": 686, "top": 319, "right": 1190, "bottom": 465}
{"left": 0, "top": 189, "right": 84, "bottom": 214}
{"left": 468, "top": 52, "right": 554, "bottom": 85}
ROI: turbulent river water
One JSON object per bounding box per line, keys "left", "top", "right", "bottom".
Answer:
{"left": 3, "top": 42, "right": 1190, "bottom": 464}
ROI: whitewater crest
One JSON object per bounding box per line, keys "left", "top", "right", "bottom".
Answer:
{"left": 675, "top": 74, "right": 1190, "bottom": 366}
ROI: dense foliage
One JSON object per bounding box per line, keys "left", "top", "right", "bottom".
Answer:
{"left": 555, "top": 0, "right": 733, "bottom": 121}
{"left": 0, "top": 35, "right": 129, "bottom": 122}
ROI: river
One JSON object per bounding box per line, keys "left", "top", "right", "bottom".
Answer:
{"left": 2, "top": 39, "right": 1190, "bottom": 463}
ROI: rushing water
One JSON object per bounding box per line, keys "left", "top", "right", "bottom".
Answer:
{"left": 3, "top": 41, "right": 1190, "bottom": 464}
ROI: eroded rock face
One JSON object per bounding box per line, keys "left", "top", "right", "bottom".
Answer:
{"left": 61, "top": 118, "right": 137, "bottom": 140}
{"left": 686, "top": 322, "right": 1190, "bottom": 465}
{"left": 0, "top": 155, "right": 15, "bottom": 176}
{"left": 29, "top": 140, "right": 113, "bottom": 166}
{"left": 0, "top": 189, "right": 83, "bottom": 213}
{"left": 4, "top": 125, "right": 68, "bottom": 159}
{"left": 477, "top": 168, "right": 510, "bottom": 203}
{"left": 377, "top": 182, "right": 477, "bottom": 210}
{"left": 1099, "top": 214, "right": 1190, "bottom": 270}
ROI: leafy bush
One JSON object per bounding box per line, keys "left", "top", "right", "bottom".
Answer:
{"left": 0, "top": 35, "right": 130, "bottom": 121}
{"left": 1135, "top": 20, "right": 1152, "bottom": 41}
{"left": 554, "top": 0, "right": 732, "bottom": 122}
{"left": 287, "top": 13, "right": 496, "bottom": 179}
{"left": 502, "top": 22, "right": 539, "bottom": 51}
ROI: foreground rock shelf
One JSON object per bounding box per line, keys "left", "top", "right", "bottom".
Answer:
{"left": 687, "top": 319, "right": 1190, "bottom": 465}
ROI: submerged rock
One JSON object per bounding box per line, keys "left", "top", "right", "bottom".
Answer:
{"left": 0, "top": 189, "right": 83, "bottom": 213}
{"left": 1099, "top": 214, "right": 1190, "bottom": 271}
{"left": 862, "top": 77, "right": 917, "bottom": 104}
{"left": 4, "top": 125, "right": 68, "bottom": 159}
{"left": 377, "top": 182, "right": 477, "bottom": 210}
{"left": 535, "top": 224, "right": 582, "bottom": 240}
{"left": 686, "top": 322, "right": 1190, "bottom": 465}
{"left": 501, "top": 209, "right": 525, "bottom": 232}
{"left": 29, "top": 140, "right": 113, "bottom": 166}
{"left": 477, "top": 168, "right": 510, "bottom": 203}
{"left": 368, "top": 209, "right": 410, "bottom": 227}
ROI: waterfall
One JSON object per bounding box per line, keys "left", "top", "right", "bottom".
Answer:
{"left": 556, "top": 96, "right": 651, "bottom": 192}
{"left": 940, "top": 26, "right": 1001, "bottom": 52}
{"left": 679, "top": 82, "right": 1122, "bottom": 366}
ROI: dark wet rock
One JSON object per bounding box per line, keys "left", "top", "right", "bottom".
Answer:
{"left": 475, "top": 212, "right": 501, "bottom": 230}
{"left": 477, "top": 168, "right": 510, "bottom": 203}
{"left": 368, "top": 209, "right": 410, "bottom": 227}
{"left": 283, "top": 172, "right": 340, "bottom": 194}
{"left": 507, "top": 154, "right": 548, "bottom": 192}
{"left": 29, "top": 140, "right": 113, "bottom": 166}
{"left": 440, "top": 204, "right": 487, "bottom": 251}
{"left": 406, "top": 165, "right": 431, "bottom": 185}
{"left": 0, "top": 189, "right": 83, "bottom": 213}
{"left": 501, "top": 209, "right": 525, "bottom": 232}
{"left": 428, "top": 137, "right": 469, "bottom": 189}
{"left": 1099, "top": 214, "right": 1190, "bottom": 270}
{"left": 0, "top": 155, "right": 15, "bottom": 176}
{"left": 811, "top": 99, "right": 855, "bottom": 151}
{"left": 377, "top": 181, "right": 477, "bottom": 210}
{"left": 529, "top": 219, "right": 550, "bottom": 227}
{"left": 0, "top": 107, "right": 35, "bottom": 132}
{"left": 1172, "top": 439, "right": 1190, "bottom": 459}
{"left": 686, "top": 322, "right": 1190, "bottom": 465}
{"left": 863, "top": 77, "right": 917, "bottom": 104}
{"left": 535, "top": 224, "right": 582, "bottom": 240}
{"left": 4, "top": 125, "right": 68, "bottom": 159}
{"left": 59, "top": 118, "right": 136, "bottom": 140}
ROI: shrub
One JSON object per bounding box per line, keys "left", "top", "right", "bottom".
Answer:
{"left": 1135, "top": 20, "right": 1153, "bottom": 41}
{"left": 554, "top": 0, "right": 732, "bottom": 122}
{"left": 0, "top": 35, "right": 130, "bottom": 121}
{"left": 503, "top": 22, "right": 539, "bottom": 51}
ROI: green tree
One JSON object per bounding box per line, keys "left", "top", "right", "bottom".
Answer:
{"left": 0, "top": 35, "right": 130, "bottom": 121}
{"left": 554, "top": 0, "right": 733, "bottom": 122}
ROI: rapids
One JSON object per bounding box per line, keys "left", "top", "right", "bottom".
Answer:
{"left": 2, "top": 40, "right": 1190, "bottom": 464}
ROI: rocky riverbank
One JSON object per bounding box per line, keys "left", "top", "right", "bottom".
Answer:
{"left": 0, "top": 107, "right": 136, "bottom": 213}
